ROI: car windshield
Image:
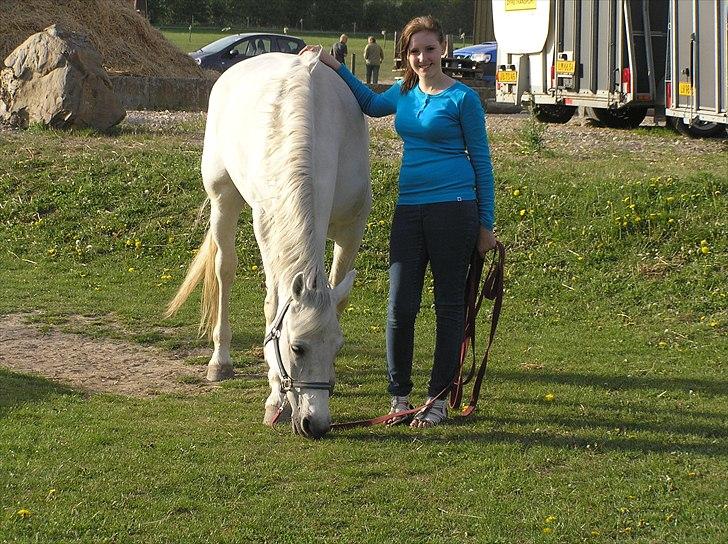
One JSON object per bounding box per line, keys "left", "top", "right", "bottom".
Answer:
{"left": 198, "top": 35, "right": 243, "bottom": 54}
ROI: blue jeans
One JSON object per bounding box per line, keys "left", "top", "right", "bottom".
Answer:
{"left": 386, "top": 201, "right": 479, "bottom": 398}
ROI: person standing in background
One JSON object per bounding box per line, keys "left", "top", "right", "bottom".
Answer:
{"left": 331, "top": 34, "right": 348, "bottom": 65}
{"left": 363, "top": 36, "right": 384, "bottom": 84}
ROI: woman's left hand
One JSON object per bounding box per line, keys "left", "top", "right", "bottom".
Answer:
{"left": 477, "top": 226, "right": 497, "bottom": 257}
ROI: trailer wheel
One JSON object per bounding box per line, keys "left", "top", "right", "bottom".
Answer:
{"left": 669, "top": 117, "right": 725, "bottom": 138}
{"left": 591, "top": 107, "right": 648, "bottom": 128}
{"left": 531, "top": 104, "right": 576, "bottom": 124}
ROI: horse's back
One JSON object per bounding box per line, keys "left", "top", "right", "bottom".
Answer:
{"left": 204, "top": 53, "right": 368, "bottom": 216}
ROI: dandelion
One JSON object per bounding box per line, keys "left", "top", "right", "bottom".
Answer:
{"left": 544, "top": 393, "right": 555, "bottom": 402}
{"left": 378, "top": 220, "right": 386, "bottom": 226}
{"left": 545, "top": 515, "right": 557, "bottom": 524}
{"left": 16, "top": 509, "right": 31, "bottom": 518}
{"left": 542, "top": 527, "right": 553, "bottom": 534}
{"left": 128, "top": 267, "right": 135, "bottom": 272}
{"left": 519, "top": 209, "right": 526, "bottom": 217}
{"left": 251, "top": 265, "right": 258, "bottom": 271}
{"left": 700, "top": 245, "right": 710, "bottom": 255}
{"left": 513, "top": 189, "right": 521, "bottom": 196}
{"left": 135, "top": 239, "right": 142, "bottom": 250}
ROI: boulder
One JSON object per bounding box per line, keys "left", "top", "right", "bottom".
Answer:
{"left": 0, "top": 24, "right": 125, "bottom": 130}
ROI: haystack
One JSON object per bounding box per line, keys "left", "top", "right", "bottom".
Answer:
{"left": 0, "top": 0, "right": 207, "bottom": 78}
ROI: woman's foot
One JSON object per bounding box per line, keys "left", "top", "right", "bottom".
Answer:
{"left": 410, "top": 398, "right": 447, "bottom": 428}
{"left": 386, "top": 395, "right": 414, "bottom": 426}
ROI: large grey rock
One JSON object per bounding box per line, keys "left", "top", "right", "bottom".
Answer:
{"left": 0, "top": 24, "right": 125, "bottom": 130}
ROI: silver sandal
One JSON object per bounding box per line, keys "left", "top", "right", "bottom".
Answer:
{"left": 386, "top": 395, "right": 414, "bottom": 426}
{"left": 411, "top": 398, "right": 447, "bottom": 428}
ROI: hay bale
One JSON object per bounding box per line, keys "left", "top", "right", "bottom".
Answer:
{"left": 0, "top": 0, "right": 207, "bottom": 79}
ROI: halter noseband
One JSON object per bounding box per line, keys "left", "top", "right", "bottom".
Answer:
{"left": 263, "top": 299, "right": 335, "bottom": 395}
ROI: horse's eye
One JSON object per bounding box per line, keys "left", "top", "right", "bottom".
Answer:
{"left": 290, "top": 344, "right": 306, "bottom": 357}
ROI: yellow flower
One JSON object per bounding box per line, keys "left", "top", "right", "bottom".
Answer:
{"left": 542, "top": 527, "right": 553, "bottom": 534}
{"left": 128, "top": 267, "right": 135, "bottom": 272}
{"left": 700, "top": 245, "right": 710, "bottom": 255}
{"left": 545, "top": 515, "right": 557, "bottom": 524}
{"left": 513, "top": 189, "right": 521, "bottom": 196}
{"left": 16, "top": 508, "right": 31, "bottom": 518}
{"left": 700, "top": 239, "right": 708, "bottom": 246}
{"left": 251, "top": 265, "right": 258, "bottom": 271}
{"left": 47, "top": 488, "right": 57, "bottom": 500}
{"left": 544, "top": 393, "right": 555, "bottom": 401}
{"left": 519, "top": 209, "right": 526, "bottom": 217}
{"left": 134, "top": 239, "right": 142, "bottom": 250}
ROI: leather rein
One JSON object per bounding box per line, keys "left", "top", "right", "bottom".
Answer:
{"left": 331, "top": 241, "right": 505, "bottom": 429}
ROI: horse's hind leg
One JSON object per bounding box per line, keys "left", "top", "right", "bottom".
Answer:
{"left": 205, "top": 169, "right": 245, "bottom": 381}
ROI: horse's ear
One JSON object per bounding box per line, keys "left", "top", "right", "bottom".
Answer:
{"left": 331, "top": 270, "right": 356, "bottom": 306}
{"left": 291, "top": 272, "right": 306, "bottom": 303}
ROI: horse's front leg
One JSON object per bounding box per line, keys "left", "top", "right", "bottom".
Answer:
{"left": 207, "top": 190, "right": 244, "bottom": 381}
{"left": 263, "top": 367, "right": 292, "bottom": 425}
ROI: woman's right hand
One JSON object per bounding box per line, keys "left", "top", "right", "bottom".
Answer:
{"left": 299, "top": 45, "right": 341, "bottom": 70}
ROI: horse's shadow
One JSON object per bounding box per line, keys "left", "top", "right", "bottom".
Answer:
{"left": 0, "top": 368, "right": 81, "bottom": 417}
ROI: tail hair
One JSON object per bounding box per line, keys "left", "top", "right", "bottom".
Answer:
{"left": 165, "top": 228, "right": 219, "bottom": 340}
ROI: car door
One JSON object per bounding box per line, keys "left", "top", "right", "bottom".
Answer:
{"left": 275, "top": 37, "right": 305, "bottom": 54}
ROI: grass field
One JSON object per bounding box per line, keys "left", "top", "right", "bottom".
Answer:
{"left": 162, "top": 26, "right": 404, "bottom": 81}
{"left": 0, "top": 114, "right": 726, "bottom": 543}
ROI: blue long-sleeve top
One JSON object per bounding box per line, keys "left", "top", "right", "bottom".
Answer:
{"left": 336, "top": 65, "right": 495, "bottom": 230}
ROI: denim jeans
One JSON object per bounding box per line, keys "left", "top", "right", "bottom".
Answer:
{"left": 366, "top": 64, "right": 380, "bottom": 84}
{"left": 386, "top": 201, "right": 479, "bottom": 398}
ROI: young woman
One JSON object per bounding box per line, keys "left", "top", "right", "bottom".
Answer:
{"left": 301, "top": 15, "right": 497, "bottom": 428}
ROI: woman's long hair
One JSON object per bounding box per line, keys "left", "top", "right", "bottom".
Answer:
{"left": 399, "top": 15, "right": 445, "bottom": 94}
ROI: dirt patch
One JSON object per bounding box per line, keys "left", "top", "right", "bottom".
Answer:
{"left": 0, "top": 313, "right": 218, "bottom": 397}
{"left": 1, "top": 0, "right": 206, "bottom": 78}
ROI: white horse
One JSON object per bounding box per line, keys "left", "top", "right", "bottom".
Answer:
{"left": 167, "top": 51, "right": 371, "bottom": 439}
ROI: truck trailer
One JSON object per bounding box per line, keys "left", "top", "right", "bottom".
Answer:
{"left": 665, "top": 0, "right": 728, "bottom": 136}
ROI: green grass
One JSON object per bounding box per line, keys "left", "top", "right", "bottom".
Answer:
{"left": 161, "top": 27, "right": 401, "bottom": 81}
{"left": 0, "top": 119, "right": 726, "bottom": 543}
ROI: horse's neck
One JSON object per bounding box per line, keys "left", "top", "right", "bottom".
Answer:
{"left": 260, "top": 193, "right": 326, "bottom": 306}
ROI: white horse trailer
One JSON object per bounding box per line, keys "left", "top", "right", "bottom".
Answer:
{"left": 665, "top": 0, "right": 728, "bottom": 137}
{"left": 493, "top": 0, "right": 668, "bottom": 127}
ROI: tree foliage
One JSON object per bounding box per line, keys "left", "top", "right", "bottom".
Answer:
{"left": 147, "top": 0, "right": 475, "bottom": 36}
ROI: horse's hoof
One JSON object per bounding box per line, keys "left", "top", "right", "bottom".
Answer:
{"left": 263, "top": 403, "right": 292, "bottom": 426}
{"left": 206, "top": 363, "right": 234, "bottom": 381}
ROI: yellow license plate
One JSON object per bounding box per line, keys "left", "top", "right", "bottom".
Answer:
{"left": 678, "top": 82, "right": 692, "bottom": 96}
{"left": 497, "top": 70, "right": 517, "bottom": 83}
{"left": 556, "top": 60, "right": 575, "bottom": 74}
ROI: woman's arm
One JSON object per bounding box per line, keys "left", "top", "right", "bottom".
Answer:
{"left": 460, "top": 90, "right": 497, "bottom": 254}
{"left": 300, "top": 45, "right": 398, "bottom": 118}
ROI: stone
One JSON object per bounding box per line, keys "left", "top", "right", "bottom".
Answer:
{"left": 0, "top": 24, "right": 125, "bottom": 130}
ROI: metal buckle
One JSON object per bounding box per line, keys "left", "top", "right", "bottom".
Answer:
{"left": 281, "top": 377, "right": 293, "bottom": 392}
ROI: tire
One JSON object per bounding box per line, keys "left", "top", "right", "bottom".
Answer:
{"left": 531, "top": 104, "right": 576, "bottom": 124}
{"left": 591, "top": 107, "right": 648, "bottom": 129}
{"left": 669, "top": 117, "right": 725, "bottom": 138}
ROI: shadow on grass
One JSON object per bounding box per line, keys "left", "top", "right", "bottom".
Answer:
{"left": 495, "top": 369, "right": 728, "bottom": 397}
{"left": 0, "top": 367, "right": 81, "bottom": 417}
{"left": 332, "top": 421, "right": 727, "bottom": 457}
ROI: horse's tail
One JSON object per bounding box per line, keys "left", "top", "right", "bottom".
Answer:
{"left": 165, "top": 228, "right": 219, "bottom": 340}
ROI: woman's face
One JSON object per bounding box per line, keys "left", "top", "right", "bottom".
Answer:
{"left": 407, "top": 30, "right": 444, "bottom": 79}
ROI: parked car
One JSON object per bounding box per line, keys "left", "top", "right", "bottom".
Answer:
{"left": 452, "top": 42, "right": 497, "bottom": 85}
{"left": 189, "top": 33, "right": 306, "bottom": 72}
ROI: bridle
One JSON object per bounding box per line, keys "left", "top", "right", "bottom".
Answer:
{"left": 263, "top": 299, "right": 335, "bottom": 396}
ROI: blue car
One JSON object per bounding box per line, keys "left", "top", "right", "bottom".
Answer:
{"left": 452, "top": 42, "right": 497, "bottom": 85}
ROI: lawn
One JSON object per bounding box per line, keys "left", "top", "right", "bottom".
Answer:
{"left": 0, "top": 115, "right": 726, "bottom": 543}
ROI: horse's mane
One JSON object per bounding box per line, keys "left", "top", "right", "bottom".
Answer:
{"left": 257, "top": 56, "right": 330, "bottom": 317}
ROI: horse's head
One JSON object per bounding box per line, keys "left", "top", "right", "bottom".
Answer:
{"left": 265, "top": 270, "right": 355, "bottom": 439}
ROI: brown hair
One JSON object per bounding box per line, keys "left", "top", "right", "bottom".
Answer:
{"left": 399, "top": 15, "right": 445, "bottom": 93}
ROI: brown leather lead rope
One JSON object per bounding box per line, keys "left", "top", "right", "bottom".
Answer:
{"left": 331, "top": 241, "right": 505, "bottom": 430}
